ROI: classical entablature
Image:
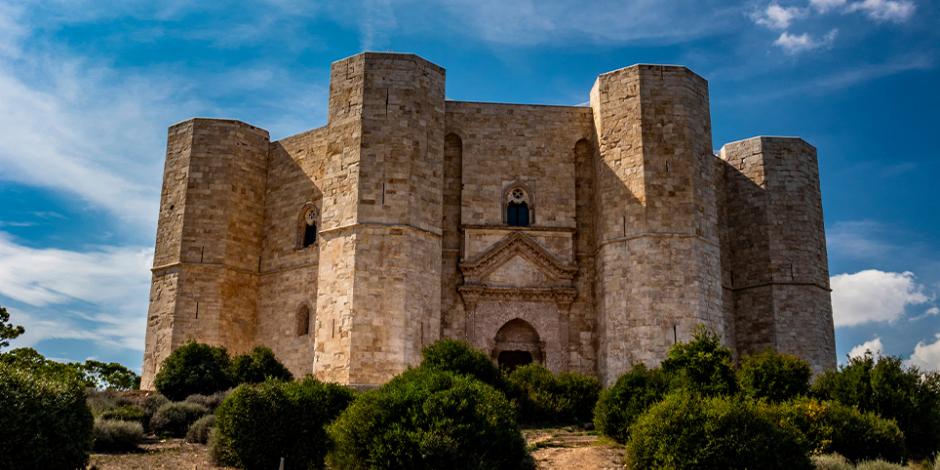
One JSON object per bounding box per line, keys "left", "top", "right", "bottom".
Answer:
{"left": 458, "top": 232, "right": 578, "bottom": 310}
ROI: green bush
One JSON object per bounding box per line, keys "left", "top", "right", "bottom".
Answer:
{"left": 328, "top": 368, "right": 532, "bottom": 470}
{"left": 186, "top": 414, "right": 216, "bottom": 444}
{"left": 100, "top": 405, "right": 147, "bottom": 425}
{"left": 0, "top": 362, "right": 94, "bottom": 469}
{"left": 230, "top": 346, "right": 293, "bottom": 384}
{"left": 184, "top": 390, "right": 229, "bottom": 412}
{"left": 420, "top": 339, "right": 508, "bottom": 392}
{"left": 772, "top": 399, "right": 904, "bottom": 464}
{"left": 813, "top": 354, "right": 940, "bottom": 459}
{"left": 593, "top": 364, "right": 671, "bottom": 443}
{"left": 154, "top": 341, "right": 233, "bottom": 400}
{"left": 150, "top": 401, "right": 209, "bottom": 437}
{"left": 627, "top": 391, "right": 812, "bottom": 470}
{"left": 661, "top": 327, "right": 737, "bottom": 396}
{"left": 507, "top": 363, "right": 600, "bottom": 424}
{"left": 812, "top": 454, "right": 854, "bottom": 470}
{"left": 93, "top": 419, "right": 144, "bottom": 452}
{"left": 738, "top": 349, "right": 811, "bottom": 402}
{"left": 216, "top": 377, "right": 354, "bottom": 470}
{"left": 209, "top": 427, "right": 239, "bottom": 467}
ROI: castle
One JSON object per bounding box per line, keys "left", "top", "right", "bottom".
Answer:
{"left": 140, "top": 52, "right": 836, "bottom": 389}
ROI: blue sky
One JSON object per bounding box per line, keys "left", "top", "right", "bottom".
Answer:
{"left": 0, "top": 0, "right": 938, "bottom": 372}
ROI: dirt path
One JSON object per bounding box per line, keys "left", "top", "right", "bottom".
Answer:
{"left": 91, "top": 429, "right": 624, "bottom": 470}
{"left": 525, "top": 428, "right": 626, "bottom": 470}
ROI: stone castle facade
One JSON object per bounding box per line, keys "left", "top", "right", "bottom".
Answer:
{"left": 140, "top": 52, "right": 836, "bottom": 389}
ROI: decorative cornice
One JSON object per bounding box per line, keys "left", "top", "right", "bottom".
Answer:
{"left": 458, "top": 285, "right": 577, "bottom": 306}
{"left": 460, "top": 232, "right": 577, "bottom": 282}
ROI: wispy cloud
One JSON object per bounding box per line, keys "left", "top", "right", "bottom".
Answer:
{"left": 753, "top": 3, "right": 807, "bottom": 30}
{"left": 810, "top": 0, "right": 849, "bottom": 13}
{"left": 848, "top": 0, "right": 916, "bottom": 23}
{"left": 774, "top": 29, "right": 838, "bottom": 54}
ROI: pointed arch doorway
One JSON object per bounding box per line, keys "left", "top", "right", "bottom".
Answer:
{"left": 493, "top": 318, "right": 543, "bottom": 372}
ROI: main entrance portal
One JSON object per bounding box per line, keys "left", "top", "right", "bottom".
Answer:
{"left": 493, "top": 318, "right": 542, "bottom": 371}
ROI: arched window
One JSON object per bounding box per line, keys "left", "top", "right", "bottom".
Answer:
{"left": 298, "top": 205, "right": 318, "bottom": 249}
{"left": 296, "top": 304, "right": 311, "bottom": 336}
{"left": 506, "top": 187, "right": 530, "bottom": 227}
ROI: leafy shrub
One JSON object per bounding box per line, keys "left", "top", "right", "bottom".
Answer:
{"left": 661, "top": 327, "right": 737, "bottom": 396}
{"left": 150, "top": 401, "right": 209, "bottom": 437}
{"left": 854, "top": 461, "right": 905, "bottom": 470}
{"left": 100, "top": 405, "right": 147, "bottom": 425}
{"left": 216, "top": 377, "right": 354, "bottom": 470}
{"left": 772, "top": 399, "right": 904, "bottom": 464}
{"left": 141, "top": 392, "right": 169, "bottom": 431}
{"left": 0, "top": 362, "right": 94, "bottom": 469}
{"left": 420, "top": 339, "right": 508, "bottom": 392}
{"left": 184, "top": 390, "right": 229, "bottom": 412}
{"left": 209, "top": 427, "right": 239, "bottom": 467}
{"left": 507, "top": 363, "right": 600, "bottom": 424}
{"left": 328, "top": 368, "right": 532, "bottom": 470}
{"left": 593, "top": 364, "right": 671, "bottom": 443}
{"left": 813, "top": 354, "right": 940, "bottom": 459}
{"left": 934, "top": 454, "right": 940, "bottom": 470}
{"left": 627, "top": 391, "right": 812, "bottom": 470}
{"left": 812, "top": 454, "right": 854, "bottom": 470}
{"left": 738, "top": 349, "right": 811, "bottom": 402}
{"left": 186, "top": 414, "right": 216, "bottom": 444}
{"left": 154, "top": 341, "right": 233, "bottom": 400}
{"left": 230, "top": 346, "right": 293, "bottom": 384}
{"left": 93, "top": 419, "right": 144, "bottom": 452}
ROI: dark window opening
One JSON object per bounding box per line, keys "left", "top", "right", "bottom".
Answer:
{"left": 297, "top": 306, "right": 310, "bottom": 336}
{"left": 498, "top": 350, "right": 533, "bottom": 372}
{"left": 303, "top": 223, "right": 317, "bottom": 248}
{"left": 507, "top": 201, "right": 529, "bottom": 227}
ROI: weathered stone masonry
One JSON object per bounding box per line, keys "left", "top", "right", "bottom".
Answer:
{"left": 140, "top": 52, "right": 836, "bottom": 389}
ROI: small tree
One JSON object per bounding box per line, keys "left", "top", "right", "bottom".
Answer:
{"left": 230, "top": 346, "right": 293, "bottom": 384}
{"left": 420, "top": 339, "right": 508, "bottom": 392}
{"left": 82, "top": 360, "right": 141, "bottom": 390}
{"left": 738, "top": 349, "right": 811, "bottom": 402}
{"left": 0, "top": 306, "right": 25, "bottom": 350}
{"left": 154, "top": 342, "right": 233, "bottom": 400}
{"left": 593, "top": 364, "right": 671, "bottom": 443}
{"left": 813, "top": 353, "right": 940, "bottom": 460}
{"left": 662, "top": 326, "right": 737, "bottom": 396}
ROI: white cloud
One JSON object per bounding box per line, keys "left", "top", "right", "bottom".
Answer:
{"left": 907, "top": 334, "right": 940, "bottom": 372}
{"left": 0, "top": 233, "right": 152, "bottom": 350}
{"left": 928, "top": 307, "right": 940, "bottom": 316}
{"left": 810, "top": 0, "right": 849, "bottom": 12}
{"left": 753, "top": 3, "right": 806, "bottom": 30}
{"left": 774, "top": 29, "right": 838, "bottom": 54}
{"left": 848, "top": 337, "right": 884, "bottom": 358}
{"left": 831, "top": 270, "right": 930, "bottom": 327}
{"left": 847, "top": 0, "right": 915, "bottom": 22}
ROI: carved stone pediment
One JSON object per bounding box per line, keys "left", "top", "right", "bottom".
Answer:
{"left": 460, "top": 232, "right": 577, "bottom": 283}
{"left": 458, "top": 232, "right": 577, "bottom": 309}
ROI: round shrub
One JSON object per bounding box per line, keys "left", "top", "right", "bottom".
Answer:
{"left": 216, "top": 377, "right": 355, "bottom": 470}
{"left": 661, "top": 327, "right": 737, "bottom": 396}
{"left": 184, "top": 390, "right": 229, "bottom": 412}
{"left": 93, "top": 419, "right": 144, "bottom": 452}
{"left": 738, "top": 349, "right": 811, "bottom": 402}
{"left": 420, "top": 339, "right": 507, "bottom": 392}
{"left": 186, "top": 414, "right": 216, "bottom": 444}
{"left": 230, "top": 346, "right": 293, "bottom": 384}
{"left": 141, "top": 392, "right": 169, "bottom": 431}
{"left": 627, "top": 391, "right": 812, "bottom": 470}
{"left": 328, "top": 368, "right": 532, "bottom": 470}
{"left": 593, "top": 364, "right": 670, "bottom": 443}
{"left": 100, "top": 405, "right": 147, "bottom": 425}
{"left": 772, "top": 399, "right": 904, "bottom": 463}
{"left": 812, "top": 354, "right": 940, "bottom": 460}
{"left": 507, "top": 363, "right": 600, "bottom": 424}
{"left": 150, "top": 401, "right": 209, "bottom": 437}
{"left": 0, "top": 362, "right": 94, "bottom": 469}
{"left": 154, "top": 341, "right": 232, "bottom": 400}
{"left": 209, "top": 427, "right": 239, "bottom": 467}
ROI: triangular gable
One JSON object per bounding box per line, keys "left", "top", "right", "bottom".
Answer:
{"left": 460, "top": 232, "right": 577, "bottom": 283}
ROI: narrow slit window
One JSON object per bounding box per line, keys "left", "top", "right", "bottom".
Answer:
{"left": 296, "top": 305, "right": 310, "bottom": 336}
{"left": 300, "top": 206, "right": 318, "bottom": 249}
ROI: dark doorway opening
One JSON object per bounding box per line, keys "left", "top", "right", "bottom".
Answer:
{"left": 498, "top": 350, "right": 533, "bottom": 371}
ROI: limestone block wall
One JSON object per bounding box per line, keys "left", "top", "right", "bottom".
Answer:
{"left": 720, "top": 137, "right": 835, "bottom": 373}
{"left": 591, "top": 65, "right": 723, "bottom": 385}
{"left": 141, "top": 119, "right": 269, "bottom": 389}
